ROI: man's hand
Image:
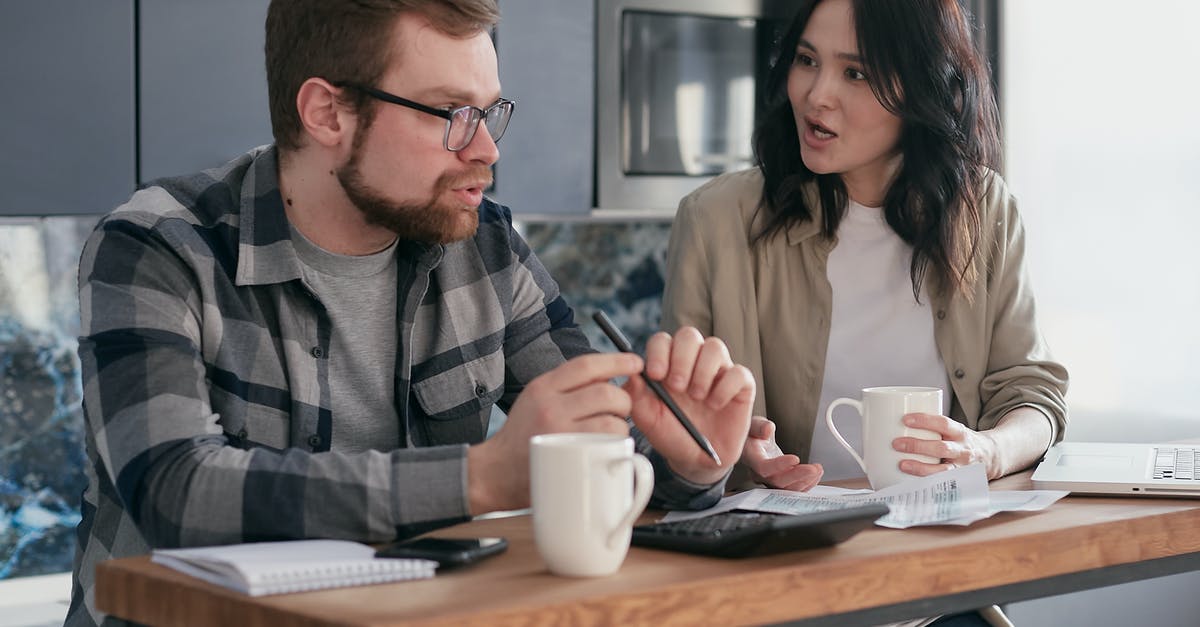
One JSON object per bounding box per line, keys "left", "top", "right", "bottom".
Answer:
{"left": 625, "top": 327, "right": 755, "bottom": 485}
{"left": 743, "top": 416, "right": 823, "bottom": 491}
{"left": 467, "top": 353, "right": 643, "bottom": 515}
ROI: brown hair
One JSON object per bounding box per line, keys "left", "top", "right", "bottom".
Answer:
{"left": 265, "top": 0, "right": 501, "bottom": 151}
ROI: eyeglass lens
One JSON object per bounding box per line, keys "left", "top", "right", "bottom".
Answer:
{"left": 446, "top": 102, "right": 512, "bottom": 151}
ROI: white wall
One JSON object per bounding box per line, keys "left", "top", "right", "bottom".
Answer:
{"left": 1001, "top": 1, "right": 1200, "bottom": 623}
{"left": 1002, "top": 0, "right": 1200, "bottom": 441}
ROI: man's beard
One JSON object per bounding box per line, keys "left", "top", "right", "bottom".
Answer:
{"left": 336, "top": 131, "right": 491, "bottom": 245}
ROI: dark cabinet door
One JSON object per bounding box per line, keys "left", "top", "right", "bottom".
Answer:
{"left": 0, "top": 1, "right": 136, "bottom": 216}
{"left": 138, "top": 0, "right": 273, "bottom": 183}
{"left": 494, "top": 0, "right": 594, "bottom": 215}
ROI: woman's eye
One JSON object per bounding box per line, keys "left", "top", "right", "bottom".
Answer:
{"left": 794, "top": 53, "right": 816, "bottom": 67}
{"left": 846, "top": 68, "right": 867, "bottom": 81}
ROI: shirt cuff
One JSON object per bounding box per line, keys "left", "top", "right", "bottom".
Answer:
{"left": 633, "top": 426, "right": 730, "bottom": 510}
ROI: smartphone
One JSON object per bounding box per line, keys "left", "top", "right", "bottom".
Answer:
{"left": 374, "top": 536, "right": 508, "bottom": 569}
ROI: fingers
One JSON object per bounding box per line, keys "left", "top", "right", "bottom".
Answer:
{"left": 774, "top": 464, "right": 824, "bottom": 491}
{"left": 538, "top": 352, "right": 643, "bottom": 393}
{"left": 687, "top": 337, "right": 732, "bottom": 400}
{"left": 748, "top": 415, "right": 775, "bottom": 440}
{"left": 559, "top": 383, "right": 634, "bottom": 424}
{"left": 664, "top": 327, "right": 704, "bottom": 391}
{"left": 903, "top": 412, "right": 960, "bottom": 438}
{"left": 644, "top": 331, "right": 673, "bottom": 380}
{"left": 752, "top": 452, "right": 801, "bottom": 476}
{"left": 574, "top": 414, "right": 633, "bottom": 436}
{"left": 898, "top": 459, "right": 956, "bottom": 477}
{"left": 645, "top": 328, "right": 746, "bottom": 407}
{"left": 701, "top": 364, "right": 755, "bottom": 409}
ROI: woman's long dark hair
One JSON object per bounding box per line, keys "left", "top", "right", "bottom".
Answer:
{"left": 753, "top": 0, "right": 1001, "bottom": 300}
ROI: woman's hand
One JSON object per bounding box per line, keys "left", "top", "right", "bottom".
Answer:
{"left": 742, "top": 415, "right": 823, "bottom": 491}
{"left": 891, "top": 413, "right": 1001, "bottom": 479}
{"left": 893, "top": 408, "right": 1054, "bottom": 481}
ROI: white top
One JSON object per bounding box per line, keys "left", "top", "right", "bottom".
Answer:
{"left": 809, "top": 199, "right": 951, "bottom": 480}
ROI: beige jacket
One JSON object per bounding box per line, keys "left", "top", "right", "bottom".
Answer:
{"left": 661, "top": 168, "right": 1068, "bottom": 468}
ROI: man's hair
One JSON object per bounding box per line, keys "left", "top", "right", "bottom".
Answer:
{"left": 265, "top": 0, "right": 500, "bottom": 152}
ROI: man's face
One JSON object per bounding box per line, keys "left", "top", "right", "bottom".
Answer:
{"left": 338, "top": 13, "right": 501, "bottom": 244}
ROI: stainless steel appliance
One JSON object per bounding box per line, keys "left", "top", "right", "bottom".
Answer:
{"left": 595, "top": 0, "right": 794, "bottom": 211}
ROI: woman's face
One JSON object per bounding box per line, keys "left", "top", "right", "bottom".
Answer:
{"left": 787, "top": 0, "right": 903, "bottom": 205}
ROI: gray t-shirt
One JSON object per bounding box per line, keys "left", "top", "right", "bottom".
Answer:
{"left": 291, "top": 225, "right": 400, "bottom": 453}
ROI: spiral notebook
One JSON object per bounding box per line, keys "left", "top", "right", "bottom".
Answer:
{"left": 152, "top": 539, "right": 437, "bottom": 596}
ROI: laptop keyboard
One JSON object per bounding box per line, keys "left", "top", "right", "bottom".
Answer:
{"left": 1152, "top": 447, "right": 1199, "bottom": 480}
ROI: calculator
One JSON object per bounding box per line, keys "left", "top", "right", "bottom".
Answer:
{"left": 631, "top": 503, "right": 890, "bottom": 558}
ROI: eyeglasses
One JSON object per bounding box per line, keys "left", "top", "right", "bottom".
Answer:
{"left": 334, "top": 82, "right": 514, "bottom": 152}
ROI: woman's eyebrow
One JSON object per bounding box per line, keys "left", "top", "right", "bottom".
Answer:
{"left": 796, "top": 37, "right": 863, "bottom": 64}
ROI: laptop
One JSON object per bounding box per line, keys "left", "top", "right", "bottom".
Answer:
{"left": 1031, "top": 441, "right": 1200, "bottom": 497}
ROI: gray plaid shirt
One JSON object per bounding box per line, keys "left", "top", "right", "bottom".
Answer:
{"left": 68, "top": 146, "right": 723, "bottom": 626}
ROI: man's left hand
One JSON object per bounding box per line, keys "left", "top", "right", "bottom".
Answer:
{"left": 624, "top": 327, "right": 755, "bottom": 485}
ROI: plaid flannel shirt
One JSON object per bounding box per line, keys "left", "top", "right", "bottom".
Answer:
{"left": 67, "top": 146, "right": 724, "bottom": 626}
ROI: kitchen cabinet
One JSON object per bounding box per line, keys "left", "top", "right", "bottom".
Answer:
{"left": 0, "top": 1, "right": 136, "bottom": 216}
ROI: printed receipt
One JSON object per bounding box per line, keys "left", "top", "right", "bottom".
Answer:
{"left": 660, "top": 464, "right": 1067, "bottom": 529}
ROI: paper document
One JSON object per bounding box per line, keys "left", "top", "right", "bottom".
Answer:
{"left": 663, "top": 464, "right": 1067, "bottom": 529}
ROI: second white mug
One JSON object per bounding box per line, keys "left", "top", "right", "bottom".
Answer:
{"left": 530, "top": 433, "right": 654, "bottom": 577}
{"left": 825, "top": 386, "right": 943, "bottom": 490}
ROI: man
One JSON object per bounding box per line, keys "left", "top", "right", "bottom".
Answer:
{"left": 67, "top": 1, "right": 754, "bottom": 624}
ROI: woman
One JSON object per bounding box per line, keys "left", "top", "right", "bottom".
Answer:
{"left": 661, "top": 0, "right": 1068, "bottom": 494}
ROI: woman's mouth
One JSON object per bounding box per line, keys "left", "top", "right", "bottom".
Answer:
{"left": 807, "top": 119, "right": 837, "bottom": 139}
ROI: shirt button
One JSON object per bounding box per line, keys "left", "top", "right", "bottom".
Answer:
{"left": 937, "top": 310, "right": 947, "bottom": 320}
{"left": 954, "top": 368, "right": 965, "bottom": 379}
{"left": 310, "top": 346, "right": 325, "bottom": 359}
{"left": 308, "top": 434, "right": 323, "bottom": 449}
{"left": 474, "top": 383, "right": 488, "bottom": 397}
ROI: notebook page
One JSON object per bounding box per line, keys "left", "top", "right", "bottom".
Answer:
{"left": 153, "top": 539, "right": 436, "bottom": 595}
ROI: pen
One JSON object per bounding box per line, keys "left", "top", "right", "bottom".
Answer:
{"left": 592, "top": 310, "right": 722, "bottom": 466}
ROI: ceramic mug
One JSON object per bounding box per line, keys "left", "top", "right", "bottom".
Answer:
{"left": 825, "top": 386, "right": 944, "bottom": 490}
{"left": 530, "top": 433, "right": 654, "bottom": 576}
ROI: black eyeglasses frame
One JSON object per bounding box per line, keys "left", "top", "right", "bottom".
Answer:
{"left": 333, "top": 81, "right": 514, "bottom": 152}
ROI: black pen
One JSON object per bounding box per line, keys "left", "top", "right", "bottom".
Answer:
{"left": 592, "top": 311, "right": 722, "bottom": 466}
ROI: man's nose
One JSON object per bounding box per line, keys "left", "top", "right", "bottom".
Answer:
{"left": 458, "top": 125, "right": 500, "bottom": 166}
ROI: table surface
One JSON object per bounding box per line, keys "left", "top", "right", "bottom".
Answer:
{"left": 95, "top": 471, "right": 1200, "bottom": 627}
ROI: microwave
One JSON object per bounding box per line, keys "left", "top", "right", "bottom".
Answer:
{"left": 595, "top": 0, "right": 795, "bottom": 212}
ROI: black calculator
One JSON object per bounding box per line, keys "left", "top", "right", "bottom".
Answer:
{"left": 631, "top": 503, "right": 890, "bottom": 558}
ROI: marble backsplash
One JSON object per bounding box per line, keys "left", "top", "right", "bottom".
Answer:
{"left": 0, "top": 214, "right": 673, "bottom": 580}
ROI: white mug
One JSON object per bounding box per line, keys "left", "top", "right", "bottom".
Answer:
{"left": 530, "top": 433, "right": 654, "bottom": 577}
{"left": 825, "top": 386, "right": 944, "bottom": 490}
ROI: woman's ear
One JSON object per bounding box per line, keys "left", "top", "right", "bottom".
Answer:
{"left": 294, "top": 77, "right": 354, "bottom": 148}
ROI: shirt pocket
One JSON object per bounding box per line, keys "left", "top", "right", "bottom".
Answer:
{"left": 215, "top": 395, "right": 291, "bottom": 451}
{"left": 411, "top": 350, "right": 505, "bottom": 422}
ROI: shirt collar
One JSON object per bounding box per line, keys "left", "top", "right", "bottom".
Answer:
{"left": 233, "top": 145, "right": 445, "bottom": 287}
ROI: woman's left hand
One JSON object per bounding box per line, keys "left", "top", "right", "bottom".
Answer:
{"left": 891, "top": 412, "right": 1002, "bottom": 480}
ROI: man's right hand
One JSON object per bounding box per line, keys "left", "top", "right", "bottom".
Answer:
{"left": 466, "top": 353, "right": 644, "bottom": 515}
{"left": 743, "top": 415, "right": 823, "bottom": 491}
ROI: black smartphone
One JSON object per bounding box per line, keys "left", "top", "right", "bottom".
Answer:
{"left": 374, "top": 536, "right": 508, "bottom": 569}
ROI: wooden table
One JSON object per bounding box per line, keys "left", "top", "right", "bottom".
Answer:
{"left": 95, "top": 472, "right": 1200, "bottom": 626}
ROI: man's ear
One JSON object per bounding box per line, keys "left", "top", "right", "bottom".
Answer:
{"left": 295, "top": 77, "right": 354, "bottom": 148}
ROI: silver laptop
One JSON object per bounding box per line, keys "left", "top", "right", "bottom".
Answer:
{"left": 1031, "top": 441, "right": 1200, "bottom": 497}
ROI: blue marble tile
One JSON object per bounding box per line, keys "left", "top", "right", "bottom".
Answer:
{"left": 0, "top": 217, "right": 96, "bottom": 579}
{"left": 520, "top": 220, "right": 673, "bottom": 354}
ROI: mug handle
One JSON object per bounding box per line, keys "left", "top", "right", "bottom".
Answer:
{"left": 825, "top": 398, "right": 868, "bottom": 474}
{"left": 607, "top": 453, "right": 654, "bottom": 550}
